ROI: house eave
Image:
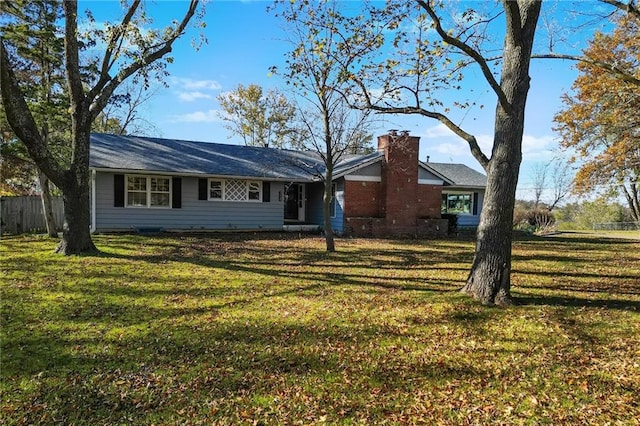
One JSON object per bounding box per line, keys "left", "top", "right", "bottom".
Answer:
{"left": 442, "top": 185, "right": 486, "bottom": 190}
{"left": 90, "top": 167, "right": 316, "bottom": 183}
{"left": 332, "top": 154, "right": 383, "bottom": 180}
{"left": 419, "top": 162, "right": 456, "bottom": 185}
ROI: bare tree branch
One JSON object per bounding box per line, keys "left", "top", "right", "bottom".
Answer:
{"left": 93, "top": 0, "right": 142, "bottom": 98}
{"left": 368, "top": 102, "right": 490, "bottom": 171}
{"left": 88, "top": 0, "right": 199, "bottom": 122}
{"left": 599, "top": 0, "right": 640, "bottom": 18}
{"left": 416, "top": 0, "right": 512, "bottom": 114}
{"left": 531, "top": 53, "right": 640, "bottom": 85}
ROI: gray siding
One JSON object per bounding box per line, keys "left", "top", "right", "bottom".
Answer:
{"left": 94, "top": 172, "right": 285, "bottom": 231}
{"left": 348, "top": 162, "right": 380, "bottom": 177}
{"left": 418, "top": 167, "right": 443, "bottom": 181}
{"left": 306, "top": 181, "right": 344, "bottom": 233}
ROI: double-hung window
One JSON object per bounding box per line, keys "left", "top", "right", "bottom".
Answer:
{"left": 208, "top": 179, "right": 262, "bottom": 202}
{"left": 126, "top": 175, "right": 171, "bottom": 208}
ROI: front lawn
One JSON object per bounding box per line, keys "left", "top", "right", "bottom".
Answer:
{"left": 1, "top": 233, "right": 639, "bottom": 424}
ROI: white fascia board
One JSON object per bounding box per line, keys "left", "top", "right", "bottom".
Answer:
{"left": 443, "top": 185, "right": 486, "bottom": 191}
{"left": 344, "top": 175, "right": 382, "bottom": 182}
{"left": 418, "top": 178, "right": 444, "bottom": 185}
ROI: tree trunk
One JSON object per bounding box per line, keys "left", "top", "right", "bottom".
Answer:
{"left": 461, "top": 1, "right": 541, "bottom": 305}
{"left": 55, "top": 173, "right": 97, "bottom": 254}
{"left": 462, "top": 144, "right": 520, "bottom": 305}
{"left": 323, "top": 179, "right": 335, "bottom": 252}
{"left": 38, "top": 169, "right": 59, "bottom": 238}
{"left": 55, "top": 129, "right": 97, "bottom": 255}
{"left": 620, "top": 182, "right": 639, "bottom": 222}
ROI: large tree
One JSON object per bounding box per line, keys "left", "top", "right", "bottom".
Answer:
{"left": 271, "top": 0, "right": 374, "bottom": 252}
{"left": 0, "top": 0, "right": 202, "bottom": 254}
{"left": 217, "top": 83, "right": 298, "bottom": 148}
{"left": 335, "top": 0, "right": 541, "bottom": 304}
{"left": 1, "top": 0, "right": 69, "bottom": 237}
{"left": 329, "top": 0, "right": 636, "bottom": 305}
{"left": 554, "top": 14, "right": 640, "bottom": 221}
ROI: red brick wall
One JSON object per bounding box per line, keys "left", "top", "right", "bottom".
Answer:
{"left": 344, "top": 180, "right": 382, "bottom": 217}
{"left": 341, "top": 132, "right": 448, "bottom": 237}
{"left": 417, "top": 184, "right": 443, "bottom": 219}
{"left": 378, "top": 133, "right": 419, "bottom": 228}
{"left": 344, "top": 217, "right": 448, "bottom": 237}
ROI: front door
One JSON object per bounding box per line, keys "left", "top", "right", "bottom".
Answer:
{"left": 284, "top": 183, "right": 305, "bottom": 221}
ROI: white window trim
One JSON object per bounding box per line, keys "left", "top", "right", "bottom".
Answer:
{"left": 125, "top": 174, "right": 172, "bottom": 209}
{"left": 442, "top": 191, "right": 474, "bottom": 216}
{"left": 209, "top": 179, "right": 223, "bottom": 200}
{"left": 208, "top": 178, "right": 262, "bottom": 202}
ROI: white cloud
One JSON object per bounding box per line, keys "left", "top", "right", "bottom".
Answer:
{"left": 433, "top": 139, "right": 468, "bottom": 156}
{"left": 522, "top": 134, "right": 556, "bottom": 156}
{"left": 419, "top": 124, "right": 492, "bottom": 158}
{"left": 421, "top": 123, "right": 455, "bottom": 139}
{"left": 173, "top": 77, "right": 222, "bottom": 91}
{"left": 178, "top": 91, "right": 213, "bottom": 102}
{"left": 171, "top": 109, "right": 222, "bottom": 123}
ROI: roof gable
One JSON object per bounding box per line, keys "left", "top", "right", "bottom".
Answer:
{"left": 420, "top": 162, "right": 487, "bottom": 188}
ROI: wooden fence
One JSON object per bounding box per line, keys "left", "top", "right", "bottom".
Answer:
{"left": 0, "top": 196, "right": 64, "bottom": 235}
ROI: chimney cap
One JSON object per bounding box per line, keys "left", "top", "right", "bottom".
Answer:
{"left": 400, "top": 130, "right": 409, "bottom": 136}
{"left": 388, "top": 129, "right": 398, "bottom": 136}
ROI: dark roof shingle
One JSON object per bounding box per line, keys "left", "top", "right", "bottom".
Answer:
{"left": 421, "top": 162, "right": 487, "bottom": 188}
{"left": 90, "top": 133, "right": 486, "bottom": 189}
{"left": 90, "top": 133, "right": 323, "bottom": 181}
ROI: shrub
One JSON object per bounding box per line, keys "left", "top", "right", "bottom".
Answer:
{"left": 441, "top": 213, "right": 458, "bottom": 234}
{"left": 514, "top": 209, "right": 556, "bottom": 235}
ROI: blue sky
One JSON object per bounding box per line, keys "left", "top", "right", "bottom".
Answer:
{"left": 83, "top": 0, "right": 611, "bottom": 201}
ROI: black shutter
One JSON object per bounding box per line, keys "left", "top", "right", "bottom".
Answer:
{"left": 198, "top": 178, "right": 208, "bottom": 200}
{"left": 472, "top": 192, "right": 479, "bottom": 215}
{"left": 262, "top": 182, "right": 270, "bottom": 202}
{"left": 114, "top": 174, "right": 125, "bottom": 207}
{"left": 172, "top": 177, "right": 182, "bottom": 208}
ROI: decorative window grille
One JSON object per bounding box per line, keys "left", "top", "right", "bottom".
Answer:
{"left": 208, "top": 179, "right": 262, "bottom": 202}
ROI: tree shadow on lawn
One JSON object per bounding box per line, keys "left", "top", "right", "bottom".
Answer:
{"left": 2, "top": 310, "right": 493, "bottom": 424}
{"left": 92, "top": 234, "right": 640, "bottom": 312}
{"left": 514, "top": 293, "right": 640, "bottom": 311}
{"left": 518, "top": 232, "right": 640, "bottom": 244}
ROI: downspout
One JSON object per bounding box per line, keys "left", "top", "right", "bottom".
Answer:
{"left": 90, "top": 169, "right": 97, "bottom": 233}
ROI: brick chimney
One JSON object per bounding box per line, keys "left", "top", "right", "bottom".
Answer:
{"left": 378, "top": 131, "right": 420, "bottom": 231}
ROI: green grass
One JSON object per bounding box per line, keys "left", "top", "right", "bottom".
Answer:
{"left": 1, "top": 232, "right": 639, "bottom": 425}
{"left": 558, "top": 229, "right": 640, "bottom": 240}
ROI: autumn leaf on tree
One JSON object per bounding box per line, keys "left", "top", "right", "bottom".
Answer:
{"left": 554, "top": 14, "right": 640, "bottom": 221}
